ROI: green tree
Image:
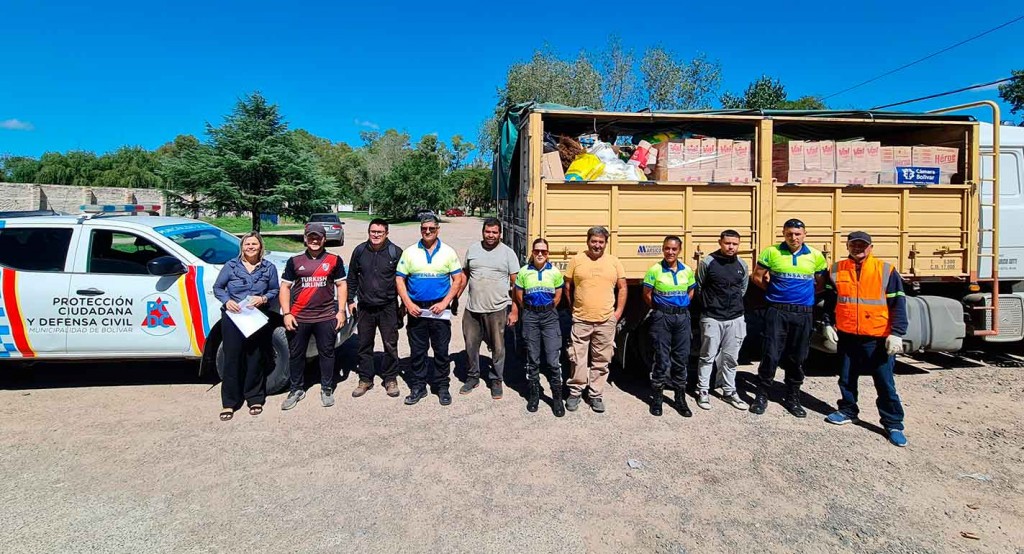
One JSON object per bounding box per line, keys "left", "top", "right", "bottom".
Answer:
{"left": 447, "top": 135, "right": 474, "bottom": 172}
{"left": 999, "top": 70, "right": 1024, "bottom": 122}
{"left": 94, "top": 146, "right": 163, "bottom": 188}
{"left": 0, "top": 156, "right": 41, "bottom": 183}
{"left": 720, "top": 75, "right": 826, "bottom": 110}
{"left": 638, "top": 48, "right": 721, "bottom": 111}
{"left": 161, "top": 92, "right": 335, "bottom": 231}
{"left": 159, "top": 139, "right": 220, "bottom": 219}
{"left": 449, "top": 166, "right": 492, "bottom": 215}
{"left": 36, "top": 151, "right": 100, "bottom": 186}
{"left": 366, "top": 134, "right": 451, "bottom": 219}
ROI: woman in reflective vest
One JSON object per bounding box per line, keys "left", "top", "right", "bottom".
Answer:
{"left": 822, "top": 231, "right": 909, "bottom": 447}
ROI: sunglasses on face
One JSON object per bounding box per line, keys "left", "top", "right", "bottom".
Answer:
{"left": 533, "top": 249, "right": 548, "bottom": 254}
{"left": 420, "top": 227, "right": 438, "bottom": 232}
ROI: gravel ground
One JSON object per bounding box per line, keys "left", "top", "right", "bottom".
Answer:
{"left": 1, "top": 216, "right": 1022, "bottom": 553}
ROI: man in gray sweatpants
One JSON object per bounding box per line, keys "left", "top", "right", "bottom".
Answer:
{"left": 695, "top": 229, "right": 750, "bottom": 410}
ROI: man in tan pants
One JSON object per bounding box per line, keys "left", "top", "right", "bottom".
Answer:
{"left": 564, "top": 226, "right": 627, "bottom": 413}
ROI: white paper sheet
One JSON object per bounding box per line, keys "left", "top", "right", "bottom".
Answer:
{"left": 225, "top": 297, "right": 269, "bottom": 338}
{"left": 415, "top": 309, "right": 452, "bottom": 321}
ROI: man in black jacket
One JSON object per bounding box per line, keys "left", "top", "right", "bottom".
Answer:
{"left": 347, "top": 218, "right": 403, "bottom": 398}
{"left": 695, "top": 229, "right": 750, "bottom": 411}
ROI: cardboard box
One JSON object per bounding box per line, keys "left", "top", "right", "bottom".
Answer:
{"left": 864, "top": 141, "right": 882, "bottom": 172}
{"left": 879, "top": 170, "right": 896, "bottom": 184}
{"left": 684, "top": 138, "right": 702, "bottom": 163}
{"left": 851, "top": 141, "right": 868, "bottom": 170}
{"left": 732, "top": 140, "right": 751, "bottom": 170}
{"left": 880, "top": 147, "right": 895, "bottom": 171}
{"left": 804, "top": 141, "right": 822, "bottom": 170}
{"left": 788, "top": 141, "right": 805, "bottom": 170}
{"left": 655, "top": 140, "right": 687, "bottom": 169}
{"left": 835, "top": 171, "right": 880, "bottom": 185}
{"left": 700, "top": 137, "right": 718, "bottom": 168}
{"left": 654, "top": 167, "right": 714, "bottom": 182}
{"left": 541, "top": 151, "right": 565, "bottom": 181}
{"left": 836, "top": 142, "right": 855, "bottom": 171}
{"left": 713, "top": 169, "right": 752, "bottom": 183}
{"left": 786, "top": 170, "right": 833, "bottom": 184}
{"left": 716, "top": 139, "right": 734, "bottom": 169}
{"left": 933, "top": 146, "right": 959, "bottom": 173}
{"left": 820, "top": 140, "right": 836, "bottom": 170}
{"left": 894, "top": 146, "right": 913, "bottom": 168}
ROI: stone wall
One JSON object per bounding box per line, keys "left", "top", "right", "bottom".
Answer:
{"left": 0, "top": 183, "right": 41, "bottom": 211}
{"left": 1, "top": 183, "right": 166, "bottom": 214}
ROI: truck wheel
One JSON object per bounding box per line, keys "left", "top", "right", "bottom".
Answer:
{"left": 215, "top": 326, "right": 291, "bottom": 395}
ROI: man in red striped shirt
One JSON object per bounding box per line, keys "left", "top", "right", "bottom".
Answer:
{"left": 280, "top": 222, "right": 348, "bottom": 410}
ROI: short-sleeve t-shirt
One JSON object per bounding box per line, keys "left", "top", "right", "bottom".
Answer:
{"left": 281, "top": 250, "right": 346, "bottom": 323}
{"left": 515, "top": 263, "right": 564, "bottom": 307}
{"left": 464, "top": 241, "right": 520, "bottom": 313}
{"left": 643, "top": 260, "right": 696, "bottom": 308}
{"left": 756, "top": 242, "right": 828, "bottom": 306}
{"left": 565, "top": 252, "right": 626, "bottom": 322}
{"left": 396, "top": 240, "right": 463, "bottom": 302}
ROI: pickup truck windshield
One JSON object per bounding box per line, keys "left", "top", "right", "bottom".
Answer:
{"left": 154, "top": 222, "right": 240, "bottom": 264}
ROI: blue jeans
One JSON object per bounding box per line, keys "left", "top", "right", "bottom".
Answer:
{"left": 836, "top": 332, "right": 905, "bottom": 430}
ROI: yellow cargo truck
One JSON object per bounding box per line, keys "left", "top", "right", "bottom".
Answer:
{"left": 495, "top": 102, "right": 1005, "bottom": 358}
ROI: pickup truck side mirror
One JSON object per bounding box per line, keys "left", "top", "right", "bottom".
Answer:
{"left": 148, "top": 256, "right": 187, "bottom": 276}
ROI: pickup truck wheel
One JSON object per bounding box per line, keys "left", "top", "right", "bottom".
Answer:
{"left": 214, "top": 326, "right": 291, "bottom": 395}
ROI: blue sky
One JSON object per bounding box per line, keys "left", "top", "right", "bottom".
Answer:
{"left": 1, "top": 0, "right": 1021, "bottom": 159}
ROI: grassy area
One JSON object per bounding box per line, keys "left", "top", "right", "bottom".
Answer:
{"left": 339, "top": 212, "right": 417, "bottom": 226}
{"left": 201, "top": 216, "right": 304, "bottom": 234}
{"left": 263, "top": 236, "right": 306, "bottom": 253}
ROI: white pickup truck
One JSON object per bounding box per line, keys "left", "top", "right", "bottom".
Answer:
{"left": 0, "top": 205, "right": 354, "bottom": 393}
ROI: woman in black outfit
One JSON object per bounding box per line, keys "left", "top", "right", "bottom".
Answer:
{"left": 213, "top": 232, "right": 280, "bottom": 420}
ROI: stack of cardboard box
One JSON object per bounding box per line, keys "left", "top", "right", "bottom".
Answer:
{"left": 778, "top": 140, "right": 882, "bottom": 184}
{"left": 653, "top": 137, "right": 753, "bottom": 182}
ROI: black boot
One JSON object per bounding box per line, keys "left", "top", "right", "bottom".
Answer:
{"left": 750, "top": 386, "right": 769, "bottom": 415}
{"left": 526, "top": 380, "right": 540, "bottom": 413}
{"left": 650, "top": 386, "right": 664, "bottom": 416}
{"left": 550, "top": 379, "right": 565, "bottom": 418}
{"left": 675, "top": 388, "right": 692, "bottom": 417}
{"left": 782, "top": 385, "right": 807, "bottom": 418}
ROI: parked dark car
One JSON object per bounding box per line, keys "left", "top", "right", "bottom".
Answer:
{"left": 414, "top": 208, "right": 436, "bottom": 221}
{"left": 308, "top": 213, "right": 345, "bottom": 246}
{"left": 444, "top": 208, "right": 465, "bottom": 217}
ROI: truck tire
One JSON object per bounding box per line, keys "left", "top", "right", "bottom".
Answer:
{"left": 215, "top": 326, "right": 291, "bottom": 395}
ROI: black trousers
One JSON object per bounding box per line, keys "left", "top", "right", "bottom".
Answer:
{"left": 220, "top": 314, "right": 269, "bottom": 409}
{"left": 288, "top": 319, "right": 337, "bottom": 393}
{"left": 406, "top": 313, "right": 451, "bottom": 392}
{"left": 757, "top": 305, "right": 812, "bottom": 388}
{"left": 355, "top": 302, "right": 400, "bottom": 382}
{"left": 650, "top": 310, "right": 691, "bottom": 390}
{"left": 522, "top": 308, "right": 562, "bottom": 384}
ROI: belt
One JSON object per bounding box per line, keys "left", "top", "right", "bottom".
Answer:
{"left": 653, "top": 305, "right": 690, "bottom": 315}
{"left": 769, "top": 302, "right": 814, "bottom": 313}
{"left": 523, "top": 303, "right": 555, "bottom": 313}
{"left": 413, "top": 299, "right": 445, "bottom": 308}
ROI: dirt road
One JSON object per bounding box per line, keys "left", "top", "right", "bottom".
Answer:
{"left": 1, "top": 216, "right": 1022, "bottom": 553}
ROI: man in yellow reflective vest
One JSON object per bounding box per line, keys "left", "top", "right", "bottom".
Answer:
{"left": 822, "top": 231, "right": 908, "bottom": 447}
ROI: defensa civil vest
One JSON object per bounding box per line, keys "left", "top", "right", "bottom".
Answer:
{"left": 831, "top": 255, "right": 893, "bottom": 337}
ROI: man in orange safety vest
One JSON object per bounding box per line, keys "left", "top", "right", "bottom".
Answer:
{"left": 822, "top": 231, "right": 909, "bottom": 447}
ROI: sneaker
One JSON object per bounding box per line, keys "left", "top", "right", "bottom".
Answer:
{"left": 825, "top": 411, "right": 857, "bottom": 425}
{"left": 590, "top": 397, "right": 605, "bottom": 413}
{"left": 887, "top": 429, "right": 908, "bottom": 447}
{"left": 352, "top": 380, "right": 374, "bottom": 398}
{"left": 697, "top": 391, "right": 712, "bottom": 410}
{"left": 438, "top": 388, "right": 453, "bottom": 406}
{"left": 321, "top": 387, "right": 335, "bottom": 407}
{"left": 722, "top": 393, "right": 749, "bottom": 411}
{"left": 281, "top": 390, "right": 305, "bottom": 411}
{"left": 565, "top": 395, "right": 582, "bottom": 412}
{"left": 490, "top": 381, "right": 504, "bottom": 400}
{"left": 384, "top": 378, "right": 400, "bottom": 398}
{"left": 459, "top": 377, "right": 480, "bottom": 395}
{"left": 404, "top": 388, "right": 427, "bottom": 405}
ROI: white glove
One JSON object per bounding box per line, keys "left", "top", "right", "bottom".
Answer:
{"left": 824, "top": 325, "right": 839, "bottom": 344}
{"left": 885, "top": 335, "right": 903, "bottom": 356}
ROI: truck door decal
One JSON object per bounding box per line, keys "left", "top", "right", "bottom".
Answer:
{"left": 0, "top": 268, "right": 35, "bottom": 358}
{"left": 177, "top": 265, "right": 210, "bottom": 355}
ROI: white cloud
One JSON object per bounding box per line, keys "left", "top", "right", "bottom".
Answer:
{"left": 0, "top": 119, "right": 34, "bottom": 131}
{"left": 354, "top": 118, "right": 379, "bottom": 130}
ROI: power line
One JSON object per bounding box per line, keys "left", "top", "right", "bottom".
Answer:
{"left": 869, "top": 75, "right": 1018, "bottom": 110}
{"left": 824, "top": 14, "right": 1024, "bottom": 100}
